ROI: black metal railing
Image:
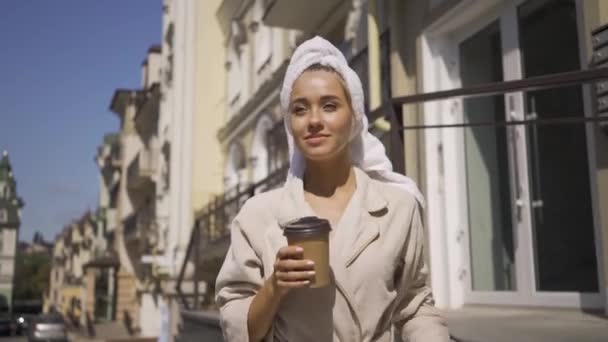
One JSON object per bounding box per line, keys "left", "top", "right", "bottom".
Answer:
{"left": 175, "top": 165, "right": 288, "bottom": 310}
{"left": 368, "top": 67, "right": 608, "bottom": 175}
{"left": 266, "top": 120, "right": 289, "bottom": 176}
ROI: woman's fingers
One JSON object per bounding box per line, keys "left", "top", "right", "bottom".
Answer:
{"left": 276, "top": 258, "right": 314, "bottom": 271}
{"left": 275, "top": 280, "right": 311, "bottom": 288}
{"left": 275, "top": 270, "right": 316, "bottom": 282}
{"left": 276, "top": 245, "right": 304, "bottom": 260}
{"left": 273, "top": 245, "right": 316, "bottom": 291}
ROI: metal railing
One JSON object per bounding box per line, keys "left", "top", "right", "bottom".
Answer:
{"left": 175, "top": 165, "right": 288, "bottom": 310}
{"left": 367, "top": 67, "right": 608, "bottom": 175}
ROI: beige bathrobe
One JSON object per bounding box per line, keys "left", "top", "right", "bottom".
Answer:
{"left": 215, "top": 167, "right": 449, "bottom": 342}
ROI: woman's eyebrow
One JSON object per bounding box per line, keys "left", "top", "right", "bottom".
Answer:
{"left": 290, "top": 97, "right": 308, "bottom": 106}
{"left": 320, "top": 95, "right": 342, "bottom": 102}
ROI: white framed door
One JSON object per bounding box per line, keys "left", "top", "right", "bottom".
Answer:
{"left": 453, "top": 0, "right": 602, "bottom": 308}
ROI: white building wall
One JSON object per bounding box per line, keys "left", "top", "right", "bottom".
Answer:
{"left": 165, "top": 0, "right": 196, "bottom": 277}
{"left": 139, "top": 293, "right": 162, "bottom": 337}
{"left": 148, "top": 53, "right": 162, "bottom": 86}
{"left": 117, "top": 100, "right": 143, "bottom": 276}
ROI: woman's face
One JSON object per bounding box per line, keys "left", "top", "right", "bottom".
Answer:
{"left": 289, "top": 69, "right": 354, "bottom": 162}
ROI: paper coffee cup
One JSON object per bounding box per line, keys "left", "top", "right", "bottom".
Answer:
{"left": 283, "top": 216, "right": 332, "bottom": 288}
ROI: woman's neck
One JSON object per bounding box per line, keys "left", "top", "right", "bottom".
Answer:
{"left": 303, "top": 152, "right": 356, "bottom": 197}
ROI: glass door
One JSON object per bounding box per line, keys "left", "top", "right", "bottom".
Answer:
{"left": 460, "top": 22, "right": 518, "bottom": 293}
{"left": 459, "top": 0, "right": 600, "bottom": 306}
{"left": 517, "top": 0, "right": 598, "bottom": 294}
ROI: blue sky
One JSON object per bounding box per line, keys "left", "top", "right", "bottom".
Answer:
{"left": 0, "top": 1, "right": 161, "bottom": 242}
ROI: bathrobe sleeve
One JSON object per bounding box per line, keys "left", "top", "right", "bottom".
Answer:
{"left": 392, "top": 203, "right": 450, "bottom": 342}
{"left": 215, "top": 211, "right": 266, "bottom": 342}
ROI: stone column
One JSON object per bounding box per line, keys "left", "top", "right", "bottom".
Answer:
{"left": 108, "top": 267, "right": 115, "bottom": 321}
{"left": 85, "top": 268, "right": 96, "bottom": 320}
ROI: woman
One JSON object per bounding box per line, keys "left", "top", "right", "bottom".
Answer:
{"left": 216, "top": 36, "right": 449, "bottom": 342}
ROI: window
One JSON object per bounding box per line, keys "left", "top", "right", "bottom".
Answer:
{"left": 227, "top": 42, "right": 242, "bottom": 108}
{"left": 253, "top": 0, "right": 272, "bottom": 72}
{"left": 0, "top": 209, "right": 7, "bottom": 223}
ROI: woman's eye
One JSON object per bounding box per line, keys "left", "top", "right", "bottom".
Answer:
{"left": 324, "top": 103, "right": 337, "bottom": 111}
{"left": 293, "top": 106, "right": 307, "bottom": 115}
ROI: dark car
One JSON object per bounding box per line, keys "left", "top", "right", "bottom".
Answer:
{"left": 0, "top": 316, "right": 16, "bottom": 336}
{"left": 27, "top": 314, "right": 68, "bottom": 342}
{"left": 0, "top": 316, "right": 15, "bottom": 336}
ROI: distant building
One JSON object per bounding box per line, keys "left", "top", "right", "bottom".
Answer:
{"left": 0, "top": 150, "right": 24, "bottom": 313}
{"left": 19, "top": 232, "right": 52, "bottom": 255}
{"left": 108, "top": 44, "right": 163, "bottom": 337}
{"left": 46, "top": 211, "right": 110, "bottom": 327}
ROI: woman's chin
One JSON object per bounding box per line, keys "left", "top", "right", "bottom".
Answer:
{"left": 302, "top": 149, "right": 344, "bottom": 162}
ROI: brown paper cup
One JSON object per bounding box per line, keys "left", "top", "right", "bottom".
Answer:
{"left": 283, "top": 217, "right": 332, "bottom": 288}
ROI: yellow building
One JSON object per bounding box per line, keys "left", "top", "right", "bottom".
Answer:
{"left": 171, "top": 0, "right": 608, "bottom": 318}
{"left": 191, "top": 0, "right": 226, "bottom": 214}
{"left": 47, "top": 212, "right": 100, "bottom": 326}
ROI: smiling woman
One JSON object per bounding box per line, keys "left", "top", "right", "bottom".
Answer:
{"left": 215, "top": 36, "right": 449, "bottom": 342}
{"left": 289, "top": 64, "right": 354, "bottom": 162}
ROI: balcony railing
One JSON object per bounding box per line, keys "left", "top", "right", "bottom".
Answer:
{"left": 123, "top": 204, "right": 155, "bottom": 243}
{"left": 127, "top": 147, "right": 157, "bottom": 190}
{"left": 176, "top": 165, "right": 288, "bottom": 310}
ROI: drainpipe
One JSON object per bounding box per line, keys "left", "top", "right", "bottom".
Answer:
{"left": 367, "top": 0, "right": 381, "bottom": 110}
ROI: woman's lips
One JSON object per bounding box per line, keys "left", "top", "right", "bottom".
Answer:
{"left": 304, "top": 135, "right": 329, "bottom": 146}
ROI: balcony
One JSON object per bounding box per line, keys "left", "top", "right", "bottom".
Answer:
{"left": 263, "top": 0, "right": 350, "bottom": 34}
{"left": 127, "top": 147, "right": 158, "bottom": 191}
{"left": 123, "top": 204, "right": 157, "bottom": 280}
{"left": 97, "top": 136, "right": 122, "bottom": 186}
{"left": 176, "top": 165, "right": 288, "bottom": 310}
{"left": 134, "top": 84, "right": 160, "bottom": 144}
{"left": 123, "top": 207, "right": 154, "bottom": 244}
{"left": 104, "top": 208, "right": 117, "bottom": 234}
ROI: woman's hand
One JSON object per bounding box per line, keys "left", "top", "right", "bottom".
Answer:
{"left": 248, "top": 246, "right": 313, "bottom": 342}
{"left": 271, "top": 246, "right": 316, "bottom": 298}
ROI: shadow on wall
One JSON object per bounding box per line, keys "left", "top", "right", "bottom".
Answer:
{"left": 123, "top": 310, "right": 135, "bottom": 336}
{"left": 86, "top": 312, "right": 96, "bottom": 338}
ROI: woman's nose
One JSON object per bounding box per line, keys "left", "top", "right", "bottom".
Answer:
{"left": 308, "top": 107, "right": 322, "bottom": 126}
{"left": 307, "top": 114, "right": 323, "bottom": 133}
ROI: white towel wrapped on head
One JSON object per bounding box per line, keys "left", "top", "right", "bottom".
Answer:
{"left": 280, "top": 36, "right": 425, "bottom": 207}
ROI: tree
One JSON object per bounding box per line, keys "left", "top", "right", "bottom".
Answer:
{"left": 13, "top": 251, "right": 51, "bottom": 302}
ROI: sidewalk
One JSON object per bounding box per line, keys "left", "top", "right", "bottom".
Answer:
{"left": 445, "top": 306, "right": 608, "bottom": 342}
{"left": 68, "top": 321, "right": 135, "bottom": 342}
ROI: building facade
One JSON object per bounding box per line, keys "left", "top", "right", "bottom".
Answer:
{"left": 176, "top": 0, "right": 379, "bottom": 310}
{"left": 183, "top": 0, "right": 608, "bottom": 315}
{"left": 264, "top": 0, "right": 608, "bottom": 314}
{"left": 108, "top": 44, "right": 164, "bottom": 337}
{"left": 0, "top": 151, "right": 24, "bottom": 313}
{"left": 413, "top": 0, "right": 608, "bottom": 313}
{"left": 47, "top": 212, "right": 100, "bottom": 326}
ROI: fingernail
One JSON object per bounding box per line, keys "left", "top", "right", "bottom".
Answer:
{"left": 308, "top": 271, "right": 316, "bottom": 275}
{"left": 306, "top": 260, "right": 315, "bottom": 266}
{"left": 296, "top": 247, "right": 304, "bottom": 252}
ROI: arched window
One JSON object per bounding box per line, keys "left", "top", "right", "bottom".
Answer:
{"left": 251, "top": 115, "right": 273, "bottom": 183}
{"left": 224, "top": 142, "right": 247, "bottom": 190}
{"left": 0, "top": 209, "right": 7, "bottom": 224}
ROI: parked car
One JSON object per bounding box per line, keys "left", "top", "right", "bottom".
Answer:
{"left": 0, "top": 315, "right": 16, "bottom": 336}
{"left": 27, "top": 314, "right": 68, "bottom": 342}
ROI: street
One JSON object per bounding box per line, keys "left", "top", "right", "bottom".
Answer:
{"left": 0, "top": 337, "right": 25, "bottom": 342}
